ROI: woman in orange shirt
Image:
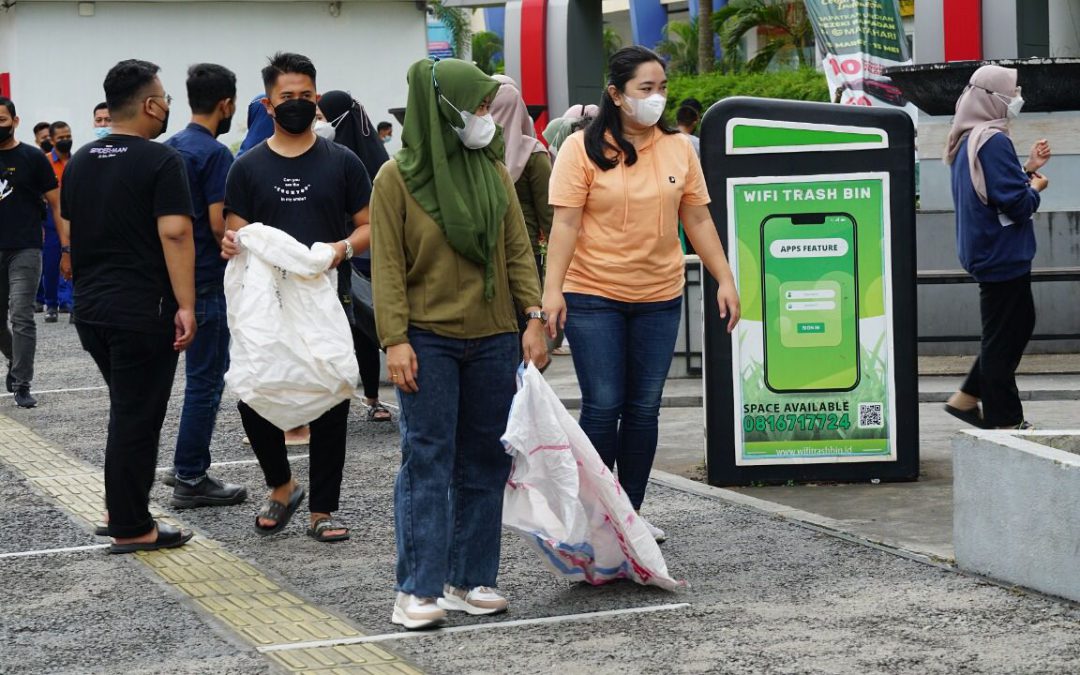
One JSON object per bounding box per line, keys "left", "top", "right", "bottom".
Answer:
{"left": 543, "top": 46, "right": 740, "bottom": 541}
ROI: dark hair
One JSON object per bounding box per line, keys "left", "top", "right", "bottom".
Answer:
{"left": 48, "top": 121, "right": 70, "bottom": 136}
{"left": 679, "top": 97, "right": 703, "bottom": 114}
{"left": 186, "top": 63, "right": 237, "bottom": 114}
{"left": 262, "top": 52, "right": 316, "bottom": 93}
{"left": 377, "top": 121, "right": 392, "bottom": 132}
{"left": 0, "top": 97, "right": 15, "bottom": 117}
{"left": 93, "top": 101, "right": 109, "bottom": 114}
{"left": 676, "top": 105, "right": 699, "bottom": 127}
{"left": 33, "top": 121, "right": 50, "bottom": 135}
{"left": 103, "top": 59, "right": 161, "bottom": 118}
{"left": 585, "top": 45, "right": 676, "bottom": 171}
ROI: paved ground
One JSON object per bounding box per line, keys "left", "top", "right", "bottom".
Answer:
{"left": 1, "top": 323, "right": 1078, "bottom": 674}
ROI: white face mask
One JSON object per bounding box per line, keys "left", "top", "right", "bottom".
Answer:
{"left": 313, "top": 120, "right": 336, "bottom": 140}
{"left": 443, "top": 96, "right": 496, "bottom": 149}
{"left": 622, "top": 92, "right": 667, "bottom": 127}
{"left": 1006, "top": 94, "right": 1025, "bottom": 119}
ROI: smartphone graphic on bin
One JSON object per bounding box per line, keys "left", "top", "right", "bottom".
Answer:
{"left": 760, "top": 213, "right": 860, "bottom": 393}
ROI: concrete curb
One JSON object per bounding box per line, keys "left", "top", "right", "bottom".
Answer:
{"left": 649, "top": 470, "right": 956, "bottom": 567}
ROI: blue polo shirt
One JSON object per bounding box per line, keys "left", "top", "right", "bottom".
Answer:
{"left": 164, "top": 123, "right": 234, "bottom": 289}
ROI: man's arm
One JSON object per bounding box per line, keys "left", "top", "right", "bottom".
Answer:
{"left": 158, "top": 214, "right": 197, "bottom": 351}
{"left": 208, "top": 202, "right": 226, "bottom": 245}
{"left": 330, "top": 206, "right": 371, "bottom": 267}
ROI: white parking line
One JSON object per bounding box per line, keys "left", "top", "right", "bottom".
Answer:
{"left": 154, "top": 454, "right": 310, "bottom": 472}
{"left": 1, "top": 385, "right": 107, "bottom": 397}
{"left": 0, "top": 544, "right": 110, "bottom": 559}
{"left": 258, "top": 602, "right": 692, "bottom": 653}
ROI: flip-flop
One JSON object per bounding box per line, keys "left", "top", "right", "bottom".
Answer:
{"left": 254, "top": 486, "right": 305, "bottom": 535}
{"left": 943, "top": 403, "right": 988, "bottom": 429}
{"left": 307, "top": 517, "right": 350, "bottom": 543}
{"left": 365, "top": 402, "right": 393, "bottom": 423}
{"left": 108, "top": 523, "right": 194, "bottom": 554}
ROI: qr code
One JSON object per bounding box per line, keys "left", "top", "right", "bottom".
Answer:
{"left": 858, "top": 403, "right": 884, "bottom": 428}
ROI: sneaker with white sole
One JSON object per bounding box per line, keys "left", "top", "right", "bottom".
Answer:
{"left": 437, "top": 585, "right": 508, "bottom": 616}
{"left": 391, "top": 592, "right": 446, "bottom": 630}
{"left": 639, "top": 516, "right": 667, "bottom": 543}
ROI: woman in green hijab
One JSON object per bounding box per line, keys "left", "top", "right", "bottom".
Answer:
{"left": 370, "top": 58, "right": 549, "bottom": 630}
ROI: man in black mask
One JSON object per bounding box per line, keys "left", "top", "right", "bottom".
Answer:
{"left": 0, "top": 97, "right": 63, "bottom": 408}
{"left": 221, "top": 51, "right": 371, "bottom": 543}
{"left": 62, "top": 59, "right": 197, "bottom": 553}
{"left": 41, "top": 121, "right": 75, "bottom": 323}
{"left": 161, "top": 63, "right": 247, "bottom": 509}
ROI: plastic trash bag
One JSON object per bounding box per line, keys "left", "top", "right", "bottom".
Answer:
{"left": 224, "top": 223, "right": 358, "bottom": 430}
{"left": 501, "top": 363, "right": 686, "bottom": 590}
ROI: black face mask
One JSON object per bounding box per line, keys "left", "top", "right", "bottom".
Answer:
{"left": 215, "top": 115, "right": 233, "bottom": 137}
{"left": 56, "top": 140, "right": 73, "bottom": 154}
{"left": 0, "top": 125, "right": 13, "bottom": 144}
{"left": 40, "top": 139, "right": 54, "bottom": 153}
{"left": 153, "top": 109, "right": 170, "bottom": 138}
{"left": 273, "top": 99, "right": 317, "bottom": 135}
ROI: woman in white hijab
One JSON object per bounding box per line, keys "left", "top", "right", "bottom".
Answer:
{"left": 942, "top": 64, "right": 1051, "bottom": 430}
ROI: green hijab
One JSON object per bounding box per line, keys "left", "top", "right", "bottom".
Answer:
{"left": 396, "top": 58, "right": 507, "bottom": 299}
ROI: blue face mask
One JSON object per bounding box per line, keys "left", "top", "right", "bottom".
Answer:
{"left": 94, "top": 126, "right": 112, "bottom": 140}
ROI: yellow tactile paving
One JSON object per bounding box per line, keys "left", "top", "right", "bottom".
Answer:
{"left": 0, "top": 413, "right": 423, "bottom": 674}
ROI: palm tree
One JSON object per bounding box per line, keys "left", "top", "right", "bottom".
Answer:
{"left": 698, "top": 1, "right": 715, "bottom": 74}
{"left": 429, "top": 0, "right": 472, "bottom": 59}
{"left": 655, "top": 20, "right": 700, "bottom": 76}
{"left": 603, "top": 25, "right": 623, "bottom": 64}
{"left": 472, "top": 31, "right": 504, "bottom": 75}
{"left": 713, "top": 0, "right": 813, "bottom": 73}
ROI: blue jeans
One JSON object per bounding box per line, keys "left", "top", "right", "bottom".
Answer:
{"left": 563, "top": 292, "right": 682, "bottom": 510}
{"left": 36, "top": 210, "right": 72, "bottom": 310}
{"left": 173, "top": 289, "right": 229, "bottom": 481}
{"left": 394, "top": 328, "right": 518, "bottom": 597}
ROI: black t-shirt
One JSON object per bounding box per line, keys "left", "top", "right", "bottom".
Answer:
{"left": 225, "top": 137, "right": 371, "bottom": 248}
{"left": 0, "top": 142, "right": 58, "bottom": 250}
{"left": 61, "top": 135, "right": 194, "bottom": 334}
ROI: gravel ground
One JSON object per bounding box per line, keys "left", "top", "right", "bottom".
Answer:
{"left": 1, "top": 324, "right": 1077, "bottom": 674}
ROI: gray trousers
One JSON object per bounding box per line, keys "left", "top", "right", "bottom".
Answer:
{"left": 0, "top": 249, "right": 43, "bottom": 387}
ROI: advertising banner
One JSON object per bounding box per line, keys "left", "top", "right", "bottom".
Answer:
{"left": 728, "top": 172, "right": 895, "bottom": 466}
{"left": 804, "top": 0, "right": 916, "bottom": 121}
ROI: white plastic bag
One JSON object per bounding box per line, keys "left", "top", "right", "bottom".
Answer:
{"left": 224, "top": 223, "right": 358, "bottom": 430}
{"left": 501, "top": 364, "right": 686, "bottom": 590}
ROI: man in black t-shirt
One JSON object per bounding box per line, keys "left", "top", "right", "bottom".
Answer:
{"left": 62, "top": 59, "right": 197, "bottom": 554}
{"left": 0, "top": 96, "right": 64, "bottom": 408}
{"left": 222, "top": 52, "right": 371, "bottom": 543}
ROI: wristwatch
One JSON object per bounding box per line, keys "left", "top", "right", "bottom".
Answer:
{"left": 60, "top": 246, "right": 71, "bottom": 254}
{"left": 341, "top": 240, "right": 354, "bottom": 260}
{"left": 525, "top": 310, "right": 547, "bottom": 323}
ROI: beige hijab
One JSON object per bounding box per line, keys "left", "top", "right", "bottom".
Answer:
{"left": 944, "top": 65, "right": 1018, "bottom": 205}
{"left": 489, "top": 74, "right": 547, "bottom": 182}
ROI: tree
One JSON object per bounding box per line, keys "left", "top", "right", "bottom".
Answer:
{"left": 472, "top": 31, "right": 504, "bottom": 75}
{"left": 698, "top": 1, "right": 715, "bottom": 74}
{"left": 429, "top": 1, "right": 472, "bottom": 59}
{"left": 655, "top": 20, "right": 700, "bottom": 76}
{"left": 713, "top": 0, "right": 813, "bottom": 73}
{"left": 603, "top": 25, "right": 623, "bottom": 64}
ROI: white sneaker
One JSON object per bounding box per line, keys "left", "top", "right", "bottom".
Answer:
{"left": 437, "top": 585, "right": 508, "bottom": 616}
{"left": 639, "top": 516, "right": 667, "bottom": 543}
{"left": 391, "top": 592, "right": 446, "bottom": 630}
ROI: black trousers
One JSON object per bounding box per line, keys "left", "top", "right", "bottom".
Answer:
{"left": 237, "top": 399, "right": 350, "bottom": 514}
{"left": 353, "top": 326, "right": 381, "bottom": 400}
{"left": 960, "top": 273, "right": 1036, "bottom": 427}
{"left": 77, "top": 324, "right": 178, "bottom": 538}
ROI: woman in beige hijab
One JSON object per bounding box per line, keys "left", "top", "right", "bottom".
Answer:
{"left": 942, "top": 64, "right": 1051, "bottom": 430}
{"left": 490, "top": 75, "right": 552, "bottom": 277}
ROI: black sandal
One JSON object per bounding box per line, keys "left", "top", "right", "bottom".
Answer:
{"left": 307, "top": 517, "right": 350, "bottom": 543}
{"left": 366, "top": 401, "right": 392, "bottom": 422}
{"left": 943, "top": 404, "right": 988, "bottom": 429}
{"left": 108, "top": 523, "right": 194, "bottom": 554}
{"left": 254, "top": 486, "right": 305, "bottom": 536}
